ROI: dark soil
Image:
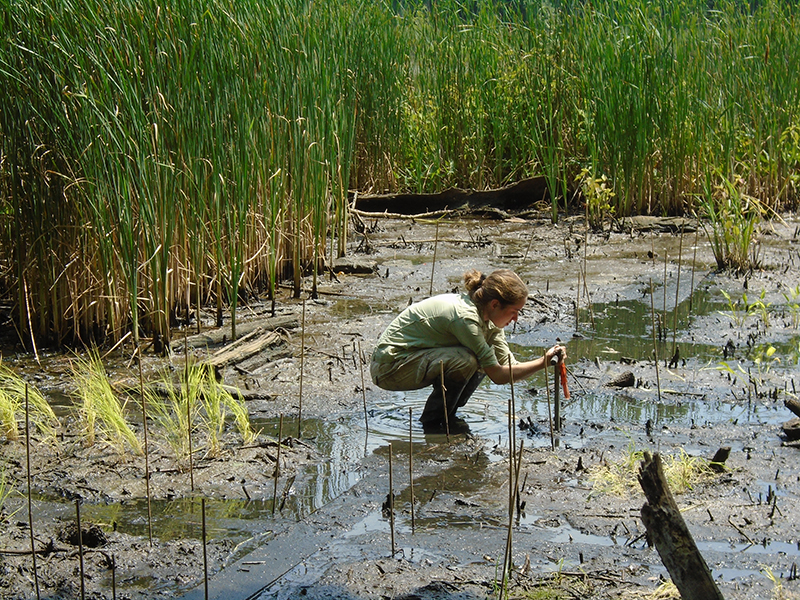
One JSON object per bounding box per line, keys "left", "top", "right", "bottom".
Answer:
{"left": 2, "top": 210, "right": 800, "bottom": 600}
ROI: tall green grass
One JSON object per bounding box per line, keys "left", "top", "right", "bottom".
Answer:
{"left": 1, "top": 0, "right": 798, "bottom": 348}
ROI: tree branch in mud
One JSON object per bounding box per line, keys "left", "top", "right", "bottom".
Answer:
{"left": 637, "top": 451, "right": 725, "bottom": 600}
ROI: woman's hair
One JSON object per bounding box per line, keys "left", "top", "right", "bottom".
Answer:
{"left": 463, "top": 269, "right": 528, "bottom": 309}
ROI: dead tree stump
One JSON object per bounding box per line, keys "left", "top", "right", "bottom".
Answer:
{"left": 638, "top": 451, "right": 725, "bottom": 600}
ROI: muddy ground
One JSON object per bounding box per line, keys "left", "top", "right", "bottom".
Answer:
{"left": 2, "top": 209, "right": 800, "bottom": 600}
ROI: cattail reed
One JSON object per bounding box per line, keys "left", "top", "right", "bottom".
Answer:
{"left": 1, "top": 0, "right": 798, "bottom": 349}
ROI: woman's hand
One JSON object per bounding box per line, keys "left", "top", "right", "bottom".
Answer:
{"left": 545, "top": 344, "right": 567, "bottom": 365}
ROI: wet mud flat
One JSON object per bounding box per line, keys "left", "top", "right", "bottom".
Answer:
{"left": 2, "top": 211, "right": 800, "bottom": 599}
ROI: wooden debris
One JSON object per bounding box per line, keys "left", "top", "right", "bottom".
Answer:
{"left": 605, "top": 371, "right": 635, "bottom": 388}
{"left": 638, "top": 452, "right": 724, "bottom": 600}
{"left": 206, "top": 329, "right": 286, "bottom": 370}
{"left": 172, "top": 315, "right": 298, "bottom": 351}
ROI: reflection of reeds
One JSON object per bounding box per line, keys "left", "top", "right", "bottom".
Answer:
{"left": 2, "top": 0, "right": 798, "bottom": 348}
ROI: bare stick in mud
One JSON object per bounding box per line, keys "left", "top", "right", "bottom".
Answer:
{"left": 409, "top": 408, "right": 415, "bottom": 533}
{"left": 111, "top": 553, "right": 116, "bottom": 600}
{"left": 544, "top": 350, "right": 554, "bottom": 450}
{"left": 202, "top": 499, "right": 208, "bottom": 600}
{"left": 299, "top": 296, "right": 306, "bottom": 437}
{"left": 358, "top": 340, "right": 368, "bottom": 437}
{"left": 501, "top": 354, "right": 517, "bottom": 599}
{"left": 25, "top": 385, "right": 40, "bottom": 600}
{"left": 440, "top": 361, "right": 450, "bottom": 443}
{"left": 186, "top": 345, "right": 195, "bottom": 492}
{"left": 76, "top": 499, "right": 85, "bottom": 600}
{"left": 663, "top": 250, "right": 669, "bottom": 339}
{"left": 689, "top": 220, "right": 699, "bottom": 315}
{"left": 272, "top": 414, "right": 283, "bottom": 516}
{"left": 138, "top": 349, "right": 153, "bottom": 545}
{"left": 638, "top": 452, "right": 725, "bottom": 600}
{"left": 429, "top": 220, "right": 439, "bottom": 296}
{"left": 388, "top": 442, "right": 396, "bottom": 557}
{"left": 575, "top": 268, "right": 580, "bottom": 331}
{"left": 673, "top": 226, "right": 684, "bottom": 355}
{"left": 649, "top": 279, "right": 663, "bottom": 403}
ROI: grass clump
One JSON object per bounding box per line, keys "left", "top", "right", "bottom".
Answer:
{"left": 71, "top": 348, "right": 142, "bottom": 454}
{"left": 0, "top": 364, "right": 58, "bottom": 443}
{"left": 146, "top": 363, "right": 258, "bottom": 464}
{"left": 589, "top": 441, "right": 714, "bottom": 497}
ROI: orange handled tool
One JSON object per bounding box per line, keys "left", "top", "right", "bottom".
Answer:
{"left": 559, "top": 361, "right": 570, "bottom": 400}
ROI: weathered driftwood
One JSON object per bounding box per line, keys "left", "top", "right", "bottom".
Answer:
{"left": 785, "top": 398, "right": 800, "bottom": 419}
{"left": 638, "top": 452, "right": 725, "bottom": 600}
{"left": 605, "top": 370, "right": 635, "bottom": 388}
{"left": 782, "top": 417, "right": 800, "bottom": 441}
{"left": 206, "top": 329, "right": 286, "bottom": 370}
{"left": 172, "top": 315, "right": 298, "bottom": 351}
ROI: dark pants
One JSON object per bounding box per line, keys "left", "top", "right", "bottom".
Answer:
{"left": 420, "top": 371, "right": 486, "bottom": 426}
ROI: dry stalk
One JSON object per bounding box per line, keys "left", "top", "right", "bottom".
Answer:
{"left": 272, "top": 414, "right": 283, "bottom": 516}
{"left": 440, "top": 361, "right": 450, "bottom": 443}
{"left": 388, "top": 442, "right": 396, "bottom": 557}
{"left": 429, "top": 220, "right": 439, "bottom": 296}
{"left": 138, "top": 350, "right": 153, "bottom": 545}
{"left": 408, "top": 408, "right": 415, "bottom": 533}
{"left": 649, "top": 279, "right": 663, "bottom": 403}
{"left": 25, "top": 386, "right": 40, "bottom": 600}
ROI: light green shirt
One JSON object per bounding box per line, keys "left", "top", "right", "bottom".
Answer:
{"left": 372, "top": 293, "right": 516, "bottom": 368}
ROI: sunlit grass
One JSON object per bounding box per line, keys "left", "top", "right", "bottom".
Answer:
{"left": 0, "top": 364, "right": 58, "bottom": 444}
{"left": 71, "top": 348, "right": 142, "bottom": 454}
{"left": 589, "top": 441, "right": 715, "bottom": 497}
{"left": 146, "top": 362, "right": 259, "bottom": 463}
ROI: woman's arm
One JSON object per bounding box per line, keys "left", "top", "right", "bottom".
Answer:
{"left": 483, "top": 344, "right": 567, "bottom": 385}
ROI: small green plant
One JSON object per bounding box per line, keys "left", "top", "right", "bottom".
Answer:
{"left": 71, "top": 348, "right": 142, "bottom": 454}
{"left": 146, "top": 369, "right": 201, "bottom": 465}
{"left": 0, "top": 364, "right": 58, "bottom": 443}
{"left": 753, "top": 345, "right": 779, "bottom": 376}
{"left": 700, "top": 172, "right": 764, "bottom": 273}
{"left": 576, "top": 168, "right": 616, "bottom": 230}
{"left": 783, "top": 284, "right": 800, "bottom": 329}
{"left": 747, "top": 289, "right": 772, "bottom": 329}
{"left": 719, "top": 290, "right": 746, "bottom": 327}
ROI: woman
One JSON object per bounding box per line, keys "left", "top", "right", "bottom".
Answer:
{"left": 370, "top": 268, "right": 566, "bottom": 429}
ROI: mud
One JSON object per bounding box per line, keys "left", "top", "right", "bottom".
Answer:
{"left": 2, "top": 211, "right": 800, "bottom": 600}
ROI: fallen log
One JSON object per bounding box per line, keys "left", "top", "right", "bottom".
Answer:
{"left": 785, "top": 398, "right": 800, "bottom": 419}
{"left": 206, "top": 329, "right": 287, "bottom": 370}
{"left": 172, "top": 314, "right": 298, "bottom": 351}
{"left": 638, "top": 451, "right": 725, "bottom": 600}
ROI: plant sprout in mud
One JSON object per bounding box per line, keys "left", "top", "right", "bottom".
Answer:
{"left": 0, "top": 364, "right": 58, "bottom": 443}
{"left": 589, "top": 441, "right": 715, "bottom": 497}
{"left": 783, "top": 285, "right": 800, "bottom": 329}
